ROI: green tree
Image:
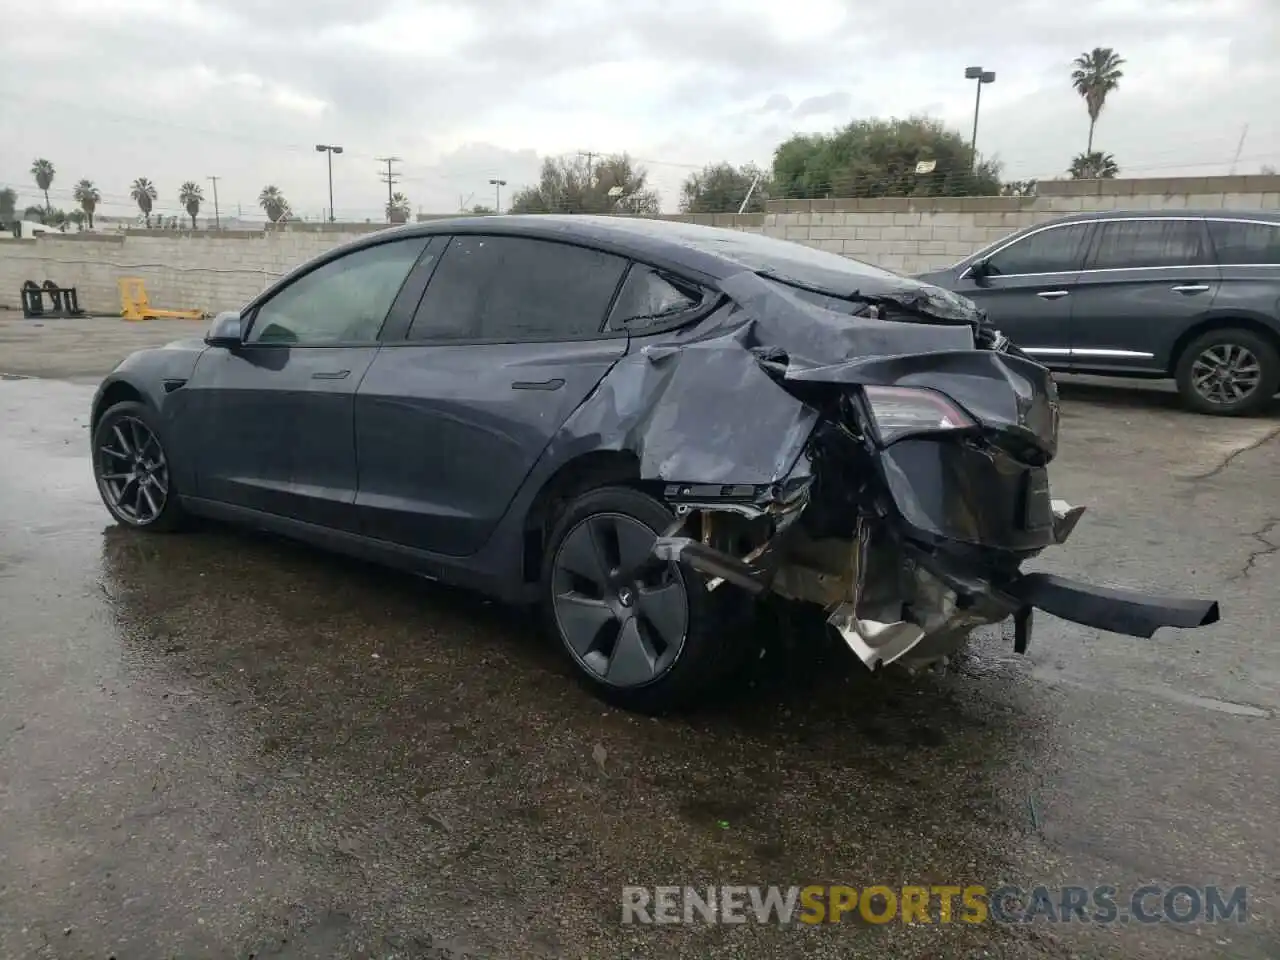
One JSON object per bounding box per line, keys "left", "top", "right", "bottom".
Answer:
{"left": 258, "top": 185, "right": 290, "bottom": 222}
{"left": 387, "top": 191, "right": 411, "bottom": 224}
{"left": 1071, "top": 47, "right": 1125, "bottom": 153}
{"left": 0, "top": 187, "right": 16, "bottom": 223}
{"left": 468, "top": 204, "right": 496, "bottom": 215}
{"left": 771, "top": 117, "right": 1002, "bottom": 200}
{"left": 30, "top": 159, "right": 55, "bottom": 215}
{"left": 130, "top": 177, "right": 158, "bottom": 227}
{"left": 179, "top": 181, "right": 203, "bottom": 228}
{"left": 679, "top": 162, "right": 770, "bottom": 214}
{"left": 73, "top": 179, "right": 101, "bottom": 229}
{"left": 1068, "top": 151, "right": 1120, "bottom": 179}
{"left": 509, "top": 154, "right": 661, "bottom": 215}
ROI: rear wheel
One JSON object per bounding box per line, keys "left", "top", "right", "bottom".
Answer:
{"left": 92, "top": 400, "right": 186, "bottom": 531}
{"left": 1174, "top": 328, "right": 1279, "bottom": 416}
{"left": 540, "top": 486, "right": 734, "bottom": 713}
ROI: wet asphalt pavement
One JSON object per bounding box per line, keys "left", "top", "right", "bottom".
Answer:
{"left": 1, "top": 318, "right": 1279, "bottom": 959}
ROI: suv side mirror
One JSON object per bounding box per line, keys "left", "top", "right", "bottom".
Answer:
{"left": 967, "top": 258, "right": 992, "bottom": 281}
{"left": 205, "top": 310, "right": 244, "bottom": 348}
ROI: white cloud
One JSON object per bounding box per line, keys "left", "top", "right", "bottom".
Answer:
{"left": 0, "top": 0, "right": 1276, "bottom": 220}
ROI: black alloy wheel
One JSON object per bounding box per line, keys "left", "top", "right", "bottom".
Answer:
{"left": 541, "top": 486, "right": 737, "bottom": 713}
{"left": 551, "top": 510, "right": 690, "bottom": 688}
{"left": 93, "top": 401, "right": 184, "bottom": 531}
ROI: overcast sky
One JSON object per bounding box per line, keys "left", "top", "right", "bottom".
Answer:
{"left": 2, "top": 0, "right": 1276, "bottom": 222}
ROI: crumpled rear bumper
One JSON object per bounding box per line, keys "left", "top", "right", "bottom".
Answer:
{"left": 652, "top": 498, "right": 1220, "bottom": 663}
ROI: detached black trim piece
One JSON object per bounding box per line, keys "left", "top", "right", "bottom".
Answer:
{"left": 1005, "top": 572, "right": 1220, "bottom": 638}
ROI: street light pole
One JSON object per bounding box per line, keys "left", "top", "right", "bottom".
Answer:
{"left": 489, "top": 178, "right": 507, "bottom": 213}
{"left": 315, "top": 144, "right": 344, "bottom": 222}
{"left": 963, "top": 67, "right": 996, "bottom": 170}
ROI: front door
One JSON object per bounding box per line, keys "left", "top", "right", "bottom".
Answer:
{"left": 186, "top": 235, "right": 431, "bottom": 530}
{"left": 955, "top": 220, "right": 1095, "bottom": 365}
{"left": 354, "top": 234, "right": 631, "bottom": 556}
{"left": 1067, "top": 217, "right": 1220, "bottom": 374}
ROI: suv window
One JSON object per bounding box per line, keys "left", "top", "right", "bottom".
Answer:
{"left": 408, "top": 235, "right": 628, "bottom": 341}
{"left": 248, "top": 237, "right": 429, "bottom": 344}
{"left": 1208, "top": 219, "right": 1280, "bottom": 265}
{"left": 983, "top": 223, "right": 1090, "bottom": 276}
{"left": 1087, "top": 219, "right": 1210, "bottom": 269}
{"left": 606, "top": 265, "right": 702, "bottom": 332}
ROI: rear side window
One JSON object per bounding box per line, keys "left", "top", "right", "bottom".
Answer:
{"left": 407, "top": 235, "right": 627, "bottom": 341}
{"left": 1208, "top": 219, "right": 1280, "bottom": 265}
{"left": 1087, "top": 219, "right": 1211, "bottom": 269}
{"left": 606, "top": 265, "right": 702, "bottom": 332}
{"left": 983, "top": 223, "right": 1090, "bottom": 276}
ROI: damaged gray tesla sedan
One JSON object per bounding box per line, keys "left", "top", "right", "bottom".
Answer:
{"left": 90, "top": 216, "right": 1221, "bottom": 712}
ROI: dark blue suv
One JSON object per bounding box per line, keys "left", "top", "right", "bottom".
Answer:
{"left": 918, "top": 210, "right": 1280, "bottom": 415}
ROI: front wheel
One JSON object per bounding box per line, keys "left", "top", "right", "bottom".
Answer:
{"left": 92, "top": 400, "right": 185, "bottom": 531}
{"left": 1174, "top": 328, "right": 1280, "bottom": 416}
{"left": 540, "top": 486, "right": 736, "bottom": 713}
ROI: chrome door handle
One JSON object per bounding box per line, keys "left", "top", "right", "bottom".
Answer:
{"left": 1036, "top": 290, "right": 1069, "bottom": 300}
{"left": 1171, "top": 284, "right": 1211, "bottom": 294}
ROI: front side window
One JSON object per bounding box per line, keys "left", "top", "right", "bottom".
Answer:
{"left": 247, "top": 237, "right": 429, "bottom": 344}
{"left": 1087, "top": 219, "right": 1210, "bottom": 270}
{"left": 407, "top": 235, "right": 628, "bottom": 341}
{"left": 1208, "top": 219, "right": 1280, "bottom": 265}
{"left": 983, "top": 224, "right": 1091, "bottom": 276}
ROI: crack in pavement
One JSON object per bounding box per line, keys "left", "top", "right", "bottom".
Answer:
{"left": 1233, "top": 517, "right": 1280, "bottom": 581}
{"left": 1189, "top": 424, "right": 1280, "bottom": 481}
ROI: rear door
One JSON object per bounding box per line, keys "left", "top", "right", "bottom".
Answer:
{"left": 353, "top": 234, "right": 630, "bottom": 555}
{"left": 952, "top": 221, "right": 1094, "bottom": 365}
{"left": 1205, "top": 217, "right": 1280, "bottom": 320}
{"left": 1067, "top": 217, "right": 1220, "bottom": 373}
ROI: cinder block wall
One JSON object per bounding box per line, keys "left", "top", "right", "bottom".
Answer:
{"left": 760, "top": 174, "right": 1280, "bottom": 274}
{"left": 2, "top": 175, "right": 1277, "bottom": 316}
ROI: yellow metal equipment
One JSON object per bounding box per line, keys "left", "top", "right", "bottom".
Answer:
{"left": 118, "top": 277, "right": 206, "bottom": 321}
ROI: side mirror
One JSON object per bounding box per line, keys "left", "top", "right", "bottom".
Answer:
{"left": 967, "top": 259, "right": 992, "bottom": 282}
{"left": 205, "top": 311, "right": 244, "bottom": 348}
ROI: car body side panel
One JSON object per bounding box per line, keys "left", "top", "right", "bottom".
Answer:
{"left": 353, "top": 338, "right": 628, "bottom": 556}
{"left": 182, "top": 344, "right": 379, "bottom": 531}
{"left": 1064, "top": 265, "right": 1223, "bottom": 373}
{"left": 90, "top": 338, "right": 209, "bottom": 493}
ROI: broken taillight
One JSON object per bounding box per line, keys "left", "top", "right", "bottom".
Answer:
{"left": 862, "top": 385, "right": 976, "bottom": 445}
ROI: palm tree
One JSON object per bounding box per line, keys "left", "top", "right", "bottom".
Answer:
{"left": 1071, "top": 47, "right": 1125, "bottom": 154}
{"left": 179, "top": 181, "right": 203, "bottom": 228}
{"left": 130, "top": 177, "right": 158, "bottom": 227}
{"left": 258, "top": 185, "right": 289, "bottom": 223}
{"left": 72, "top": 179, "right": 101, "bottom": 229}
{"left": 386, "top": 191, "right": 411, "bottom": 224}
{"left": 1068, "top": 151, "right": 1120, "bottom": 179}
{"left": 30, "top": 159, "right": 55, "bottom": 217}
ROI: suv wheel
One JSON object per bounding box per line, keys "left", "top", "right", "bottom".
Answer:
{"left": 1174, "top": 328, "right": 1280, "bottom": 417}
{"left": 540, "top": 486, "right": 735, "bottom": 713}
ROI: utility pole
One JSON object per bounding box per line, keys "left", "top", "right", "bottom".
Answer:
{"left": 207, "top": 175, "right": 221, "bottom": 228}
{"left": 376, "top": 156, "right": 402, "bottom": 223}
{"left": 577, "top": 150, "right": 598, "bottom": 182}
{"left": 1229, "top": 124, "right": 1249, "bottom": 175}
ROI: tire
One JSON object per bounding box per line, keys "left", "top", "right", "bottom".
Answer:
{"left": 92, "top": 400, "right": 186, "bottom": 531}
{"left": 1174, "top": 327, "right": 1280, "bottom": 417}
{"left": 540, "top": 485, "right": 739, "bottom": 714}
